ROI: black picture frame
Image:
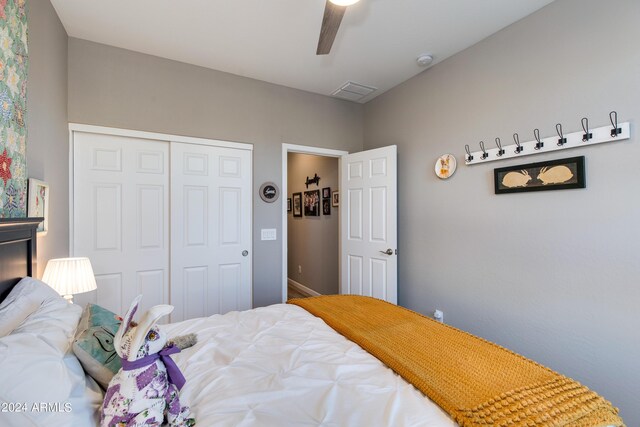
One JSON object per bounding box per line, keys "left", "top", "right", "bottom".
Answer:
{"left": 287, "top": 198, "right": 292, "bottom": 212}
{"left": 292, "top": 193, "right": 302, "bottom": 217}
{"left": 304, "top": 190, "right": 320, "bottom": 216}
{"left": 322, "top": 198, "right": 331, "bottom": 215}
{"left": 494, "top": 156, "right": 585, "bottom": 194}
{"left": 332, "top": 191, "right": 339, "bottom": 207}
{"left": 322, "top": 187, "right": 331, "bottom": 199}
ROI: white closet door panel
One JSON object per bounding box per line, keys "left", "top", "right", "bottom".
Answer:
{"left": 95, "top": 273, "right": 122, "bottom": 315}
{"left": 220, "top": 188, "right": 240, "bottom": 245}
{"left": 183, "top": 186, "right": 208, "bottom": 247}
{"left": 219, "top": 264, "right": 241, "bottom": 314}
{"left": 94, "top": 184, "right": 122, "bottom": 251}
{"left": 73, "top": 132, "right": 169, "bottom": 317}
{"left": 137, "top": 185, "right": 164, "bottom": 249}
{"left": 171, "top": 142, "right": 252, "bottom": 321}
{"left": 137, "top": 270, "right": 166, "bottom": 308}
{"left": 183, "top": 266, "right": 208, "bottom": 320}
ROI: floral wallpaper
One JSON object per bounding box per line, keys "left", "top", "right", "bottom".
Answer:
{"left": 0, "top": 0, "right": 27, "bottom": 218}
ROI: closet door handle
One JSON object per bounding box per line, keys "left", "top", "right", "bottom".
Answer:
{"left": 242, "top": 250, "right": 249, "bottom": 257}
{"left": 379, "top": 249, "right": 393, "bottom": 256}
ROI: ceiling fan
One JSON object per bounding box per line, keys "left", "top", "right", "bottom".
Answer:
{"left": 316, "top": 0, "right": 361, "bottom": 55}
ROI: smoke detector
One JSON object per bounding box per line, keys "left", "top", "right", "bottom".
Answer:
{"left": 417, "top": 54, "right": 433, "bottom": 67}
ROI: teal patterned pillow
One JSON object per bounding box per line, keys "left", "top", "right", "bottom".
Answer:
{"left": 73, "top": 303, "right": 122, "bottom": 389}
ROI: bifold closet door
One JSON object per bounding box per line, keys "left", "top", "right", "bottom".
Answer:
{"left": 73, "top": 132, "right": 170, "bottom": 317}
{"left": 170, "top": 142, "right": 252, "bottom": 321}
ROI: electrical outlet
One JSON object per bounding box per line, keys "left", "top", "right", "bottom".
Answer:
{"left": 298, "top": 265, "right": 302, "bottom": 274}
{"left": 433, "top": 309, "right": 444, "bottom": 323}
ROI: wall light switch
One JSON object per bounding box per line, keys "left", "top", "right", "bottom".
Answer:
{"left": 261, "top": 228, "right": 277, "bottom": 241}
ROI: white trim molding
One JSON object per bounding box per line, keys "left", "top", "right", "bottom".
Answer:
{"left": 287, "top": 278, "right": 321, "bottom": 297}
{"left": 69, "top": 123, "right": 254, "bottom": 151}
{"left": 281, "top": 143, "right": 348, "bottom": 303}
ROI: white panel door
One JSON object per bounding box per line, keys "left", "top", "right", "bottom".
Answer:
{"left": 341, "top": 145, "right": 397, "bottom": 304}
{"left": 170, "top": 142, "right": 252, "bottom": 321}
{"left": 73, "top": 132, "right": 169, "bottom": 316}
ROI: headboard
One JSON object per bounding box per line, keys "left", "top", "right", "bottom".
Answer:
{"left": 0, "top": 218, "right": 42, "bottom": 303}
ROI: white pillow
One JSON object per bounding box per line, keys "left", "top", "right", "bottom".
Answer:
{"left": 0, "top": 277, "right": 60, "bottom": 337}
{"left": 0, "top": 334, "right": 103, "bottom": 426}
{"left": 0, "top": 282, "right": 104, "bottom": 426}
{"left": 12, "top": 284, "right": 83, "bottom": 354}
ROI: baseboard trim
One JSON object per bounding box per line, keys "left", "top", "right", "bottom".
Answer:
{"left": 287, "top": 278, "right": 321, "bottom": 297}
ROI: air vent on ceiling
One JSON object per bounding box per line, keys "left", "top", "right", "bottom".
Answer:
{"left": 331, "top": 81, "right": 377, "bottom": 102}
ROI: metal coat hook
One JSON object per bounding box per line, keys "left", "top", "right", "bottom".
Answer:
{"left": 555, "top": 123, "right": 566, "bottom": 146}
{"left": 533, "top": 128, "right": 544, "bottom": 150}
{"left": 479, "top": 141, "right": 489, "bottom": 160}
{"left": 610, "top": 111, "right": 622, "bottom": 137}
{"left": 495, "top": 137, "right": 505, "bottom": 157}
{"left": 581, "top": 117, "right": 592, "bottom": 142}
{"left": 465, "top": 144, "right": 473, "bottom": 162}
{"left": 513, "top": 133, "right": 523, "bottom": 154}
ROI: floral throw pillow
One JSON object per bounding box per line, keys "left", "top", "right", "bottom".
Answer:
{"left": 73, "top": 303, "right": 122, "bottom": 389}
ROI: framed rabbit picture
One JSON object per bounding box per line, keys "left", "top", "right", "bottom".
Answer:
{"left": 494, "top": 156, "right": 585, "bottom": 194}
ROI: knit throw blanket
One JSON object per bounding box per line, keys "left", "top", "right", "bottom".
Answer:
{"left": 289, "top": 295, "right": 623, "bottom": 427}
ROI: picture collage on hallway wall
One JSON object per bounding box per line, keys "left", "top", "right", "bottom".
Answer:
{"left": 0, "top": 0, "right": 28, "bottom": 218}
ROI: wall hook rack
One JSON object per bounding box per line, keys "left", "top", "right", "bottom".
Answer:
{"left": 464, "top": 113, "right": 630, "bottom": 166}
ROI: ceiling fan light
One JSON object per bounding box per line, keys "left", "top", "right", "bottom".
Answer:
{"left": 329, "top": 0, "right": 361, "bottom": 6}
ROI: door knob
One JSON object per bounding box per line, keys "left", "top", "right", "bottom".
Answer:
{"left": 379, "top": 248, "right": 393, "bottom": 255}
{"left": 242, "top": 250, "right": 249, "bottom": 257}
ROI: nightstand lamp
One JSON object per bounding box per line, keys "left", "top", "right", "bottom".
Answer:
{"left": 42, "top": 257, "right": 97, "bottom": 303}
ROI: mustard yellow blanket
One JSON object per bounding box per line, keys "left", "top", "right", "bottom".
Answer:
{"left": 289, "top": 295, "right": 623, "bottom": 427}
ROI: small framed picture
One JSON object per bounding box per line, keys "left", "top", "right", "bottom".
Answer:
{"left": 322, "top": 187, "right": 331, "bottom": 199}
{"left": 304, "top": 190, "right": 320, "bottom": 216}
{"left": 332, "top": 191, "right": 339, "bottom": 207}
{"left": 287, "top": 198, "right": 292, "bottom": 212}
{"left": 27, "top": 178, "right": 49, "bottom": 235}
{"left": 323, "top": 198, "right": 331, "bottom": 215}
{"left": 292, "top": 192, "right": 302, "bottom": 217}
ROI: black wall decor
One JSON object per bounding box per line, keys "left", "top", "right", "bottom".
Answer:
{"left": 305, "top": 173, "right": 321, "bottom": 188}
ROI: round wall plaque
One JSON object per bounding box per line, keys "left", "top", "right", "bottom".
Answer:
{"left": 259, "top": 182, "right": 279, "bottom": 203}
{"left": 435, "top": 154, "right": 457, "bottom": 179}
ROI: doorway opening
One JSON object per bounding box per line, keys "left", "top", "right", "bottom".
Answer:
{"left": 281, "top": 144, "right": 348, "bottom": 302}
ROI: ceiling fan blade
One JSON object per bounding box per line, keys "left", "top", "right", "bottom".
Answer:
{"left": 316, "top": 0, "right": 346, "bottom": 55}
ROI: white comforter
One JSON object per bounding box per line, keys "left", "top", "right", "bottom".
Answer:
{"left": 162, "top": 303, "right": 456, "bottom": 427}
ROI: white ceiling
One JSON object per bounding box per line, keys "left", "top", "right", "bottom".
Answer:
{"left": 50, "top": 0, "right": 554, "bottom": 103}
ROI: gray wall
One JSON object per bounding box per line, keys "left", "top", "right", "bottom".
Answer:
{"left": 287, "top": 153, "right": 339, "bottom": 295}
{"left": 27, "top": 0, "right": 69, "bottom": 277}
{"left": 67, "top": 38, "right": 363, "bottom": 307}
{"left": 363, "top": 0, "right": 640, "bottom": 424}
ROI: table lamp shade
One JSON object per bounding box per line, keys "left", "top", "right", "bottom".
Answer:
{"left": 42, "top": 257, "right": 97, "bottom": 297}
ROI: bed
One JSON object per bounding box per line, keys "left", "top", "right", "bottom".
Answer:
{"left": 0, "top": 219, "right": 623, "bottom": 426}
